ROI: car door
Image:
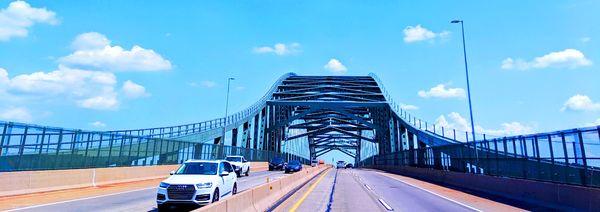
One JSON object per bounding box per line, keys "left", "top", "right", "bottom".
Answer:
{"left": 223, "top": 162, "right": 235, "bottom": 194}
{"left": 219, "top": 162, "right": 231, "bottom": 196}
{"left": 241, "top": 157, "right": 248, "bottom": 172}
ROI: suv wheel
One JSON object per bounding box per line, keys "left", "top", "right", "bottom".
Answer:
{"left": 212, "top": 188, "right": 220, "bottom": 202}
{"left": 157, "top": 204, "right": 169, "bottom": 211}
{"left": 232, "top": 183, "right": 237, "bottom": 195}
{"left": 245, "top": 169, "right": 250, "bottom": 176}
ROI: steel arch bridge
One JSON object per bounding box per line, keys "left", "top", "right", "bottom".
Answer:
{"left": 1, "top": 73, "right": 599, "bottom": 188}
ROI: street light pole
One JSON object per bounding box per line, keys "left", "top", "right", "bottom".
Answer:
{"left": 451, "top": 20, "right": 477, "bottom": 142}
{"left": 452, "top": 19, "right": 479, "bottom": 172}
{"left": 222, "top": 77, "right": 235, "bottom": 144}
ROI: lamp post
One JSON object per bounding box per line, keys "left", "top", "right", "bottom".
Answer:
{"left": 450, "top": 20, "right": 479, "bottom": 173}
{"left": 222, "top": 77, "right": 235, "bottom": 144}
{"left": 451, "top": 20, "right": 477, "bottom": 142}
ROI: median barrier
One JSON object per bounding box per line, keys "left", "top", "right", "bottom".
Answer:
{"left": 198, "top": 165, "right": 328, "bottom": 212}
{"left": 0, "top": 161, "right": 269, "bottom": 197}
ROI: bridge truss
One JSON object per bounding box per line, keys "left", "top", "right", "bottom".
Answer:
{"left": 1, "top": 73, "right": 599, "bottom": 188}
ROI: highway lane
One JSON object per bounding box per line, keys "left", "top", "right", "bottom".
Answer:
{"left": 12, "top": 170, "right": 285, "bottom": 212}
{"left": 277, "top": 169, "right": 508, "bottom": 212}
{"left": 352, "top": 169, "right": 474, "bottom": 212}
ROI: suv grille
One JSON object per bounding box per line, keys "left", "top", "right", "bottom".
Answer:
{"left": 167, "top": 184, "right": 196, "bottom": 200}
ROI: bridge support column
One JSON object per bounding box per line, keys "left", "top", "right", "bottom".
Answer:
{"left": 193, "top": 143, "right": 203, "bottom": 159}
{"left": 407, "top": 131, "right": 415, "bottom": 166}
{"left": 231, "top": 128, "right": 238, "bottom": 147}
{"left": 417, "top": 140, "right": 427, "bottom": 167}
{"left": 242, "top": 122, "right": 251, "bottom": 148}
{"left": 253, "top": 115, "right": 259, "bottom": 149}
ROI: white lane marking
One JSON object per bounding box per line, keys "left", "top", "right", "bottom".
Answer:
{"left": 364, "top": 184, "right": 372, "bottom": 191}
{"left": 8, "top": 171, "right": 280, "bottom": 212}
{"left": 6, "top": 187, "right": 156, "bottom": 212}
{"left": 378, "top": 174, "right": 482, "bottom": 212}
{"left": 378, "top": 198, "right": 394, "bottom": 211}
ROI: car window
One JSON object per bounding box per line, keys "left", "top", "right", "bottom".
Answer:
{"left": 225, "top": 156, "right": 242, "bottom": 162}
{"left": 175, "top": 162, "right": 218, "bottom": 175}
{"left": 221, "top": 161, "right": 233, "bottom": 172}
{"left": 219, "top": 162, "right": 225, "bottom": 174}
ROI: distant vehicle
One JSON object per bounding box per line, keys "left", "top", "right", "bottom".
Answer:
{"left": 157, "top": 160, "right": 237, "bottom": 210}
{"left": 269, "top": 157, "right": 286, "bottom": 171}
{"left": 336, "top": 161, "right": 346, "bottom": 169}
{"left": 225, "top": 155, "right": 250, "bottom": 177}
{"left": 345, "top": 163, "right": 353, "bottom": 169}
{"left": 285, "top": 160, "right": 303, "bottom": 173}
{"left": 318, "top": 160, "right": 324, "bottom": 165}
{"left": 310, "top": 159, "right": 318, "bottom": 167}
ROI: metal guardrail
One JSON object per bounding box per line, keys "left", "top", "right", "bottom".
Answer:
{"left": 0, "top": 121, "right": 308, "bottom": 172}
{"left": 361, "top": 126, "right": 600, "bottom": 187}
{"left": 0, "top": 73, "right": 311, "bottom": 172}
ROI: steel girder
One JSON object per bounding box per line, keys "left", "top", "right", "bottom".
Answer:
{"left": 265, "top": 76, "right": 391, "bottom": 161}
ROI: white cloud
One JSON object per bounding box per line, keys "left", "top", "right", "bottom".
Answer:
{"left": 0, "top": 66, "right": 120, "bottom": 110}
{"left": 59, "top": 32, "right": 172, "bottom": 72}
{"left": 0, "top": 1, "right": 58, "bottom": 41}
{"left": 70, "top": 32, "right": 110, "bottom": 50}
{"left": 0, "top": 107, "right": 32, "bottom": 122}
{"left": 435, "top": 112, "right": 534, "bottom": 138}
{"left": 501, "top": 49, "right": 592, "bottom": 70}
{"left": 324, "top": 58, "right": 347, "bottom": 74}
{"left": 90, "top": 121, "right": 106, "bottom": 128}
{"left": 253, "top": 43, "right": 300, "bottom": 56}
{"left": 418, "top": 84, "right": 465, "bottom": 99}
{"left": 584, "top": 118, "right": 600, "bottom": 127}
{"left": 403, "top": 25, "right": 449, "bottom": 43}
{"left": 122, "top": 80, "right": 149, "bottom": 98}
{"left": 235, "top": 86, "right": 245, "bottom": 91}
{"left": 581, "top": 37, "right": 591, "bottom": 43}
{"left": 561, "top": 94, "right": 600, "bottom": 112}
{"left": 400, "top": 104, "right": 419, "bottom": 111}
{"left": 200, "top": 80, "right": 217, "bottom": 88}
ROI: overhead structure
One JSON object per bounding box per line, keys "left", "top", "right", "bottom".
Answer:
{"left": 1, "top": 73, "right": 599, "bottom": 189}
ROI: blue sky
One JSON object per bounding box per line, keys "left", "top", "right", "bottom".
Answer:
{"left": 1, "top": 1, "right": 599, "bottom": 163}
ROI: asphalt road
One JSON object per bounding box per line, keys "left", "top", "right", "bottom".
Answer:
{"left": 280, "top": 168, "right": 478, "bottom": 212}
{"left": 13, "top": 170, "right": 285, "bottom": 212}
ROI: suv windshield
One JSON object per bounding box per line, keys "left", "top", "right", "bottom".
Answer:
{"left": 225, "top": 156, "right": 242, "bottom": 162}
{"left": 175, "top": 162, "right": 218, "bottom": 175}
{"left": 271, "top": 157, "right": 284, "bottom": 163}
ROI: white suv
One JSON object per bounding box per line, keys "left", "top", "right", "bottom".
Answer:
{"left": 225, "top": 155, "right": 250, "bottom": 177}
{"left": 156, "top": 160, "right": 237, "bottom": 210}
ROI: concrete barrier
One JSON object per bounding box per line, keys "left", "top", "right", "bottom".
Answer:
{"left": 0, "top": 161, "right": 269, "bottom": 197}
{"left": 371, "top": 165, "right": 600, "bottom": 211}
{"left": 199, "top": 165, "right": 328, "bottom": 212}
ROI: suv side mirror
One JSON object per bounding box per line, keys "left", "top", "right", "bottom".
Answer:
{"left": 170, "top": 171, "right": 175, "bottom": 175}
{"left": 243, "top": 159, "right": 248, "bottom": 163}
{"left": 220, "top": 171, "right": 229, "bottom": 177}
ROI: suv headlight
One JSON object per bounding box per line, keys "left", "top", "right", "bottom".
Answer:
{"left": 159, "top": 182, "right": 170, "bottom": 188}
{"left": 196, "top": 182, "right": 213, "bottom": 189}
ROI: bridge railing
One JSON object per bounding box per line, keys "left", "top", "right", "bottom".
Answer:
{"left": 0, "top": 122, "right": 303, "bottom": 172}
{"left": 362, "top": 126, "right": 600, "bottom": 188}
{"left": 105, "top": 73, "right": 296, "bottom": 140}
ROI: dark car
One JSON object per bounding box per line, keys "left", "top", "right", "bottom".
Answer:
{"left": 284, "top": 160, "right": 302, "bottom": 173}
{"left": 269, "top": 157, "right": 286, "bottom": 171}
{"left": 345, "top": 163, "right": 353, "bottom": 169}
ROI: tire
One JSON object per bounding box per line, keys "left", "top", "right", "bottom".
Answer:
{"left": 245, "top": 168, "right": 249, "bottom": 176}
{"left": 232, "top": 183, "right": 238, "bottom": 195}
{"left": 212, "top": 188, "right": 220, "bottom": 203}
{"left": 157, "top": 204, "right": 169, "bottom": 211}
